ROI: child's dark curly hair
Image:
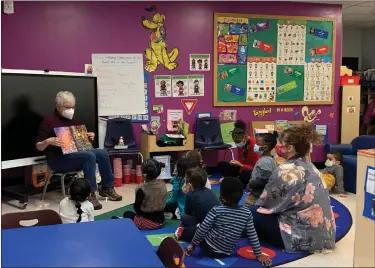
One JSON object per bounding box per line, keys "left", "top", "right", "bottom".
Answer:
{"left": 279, "top": 123, "right": 322, "bottom": 159}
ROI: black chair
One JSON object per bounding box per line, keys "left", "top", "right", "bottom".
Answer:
{"left": 195, "top": 117, "right": 234, "bottom": 160}
{"left": 104, "top": 118, "right": 143, "bottom": 162}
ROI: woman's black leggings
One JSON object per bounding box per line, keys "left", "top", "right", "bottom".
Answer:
{"left": 217, "top": 161, "right": 252, "bottom": 188}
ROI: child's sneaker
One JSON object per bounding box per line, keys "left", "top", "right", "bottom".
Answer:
{"left": 164, "top": 212, "right": 174, "bottom": 220}
{"left": 174, "top": 227, "right": 184, "bottom": 240}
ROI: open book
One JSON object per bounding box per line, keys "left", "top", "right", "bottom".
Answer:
{"left": 54, "top": 125, "right": 93, "bottom": 154}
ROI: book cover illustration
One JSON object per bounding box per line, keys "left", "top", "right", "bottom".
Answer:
{"left": 71, "top": 125, "right": 93, "bottom": 151}
{"left": 54, "top": 126, "right": 78, "bottom": 154}
{"left": 275, "top": 120, "right": 288, "bottom": 133}
{"left": 54, "top": 125, "right": 92, "bottom": 154}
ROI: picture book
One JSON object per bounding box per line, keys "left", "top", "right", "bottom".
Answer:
{"left": 54, "top": 125, "right": 93, "bottom": 154}
{"left": 275, "top": 120, "right": 288, "bottom": 133}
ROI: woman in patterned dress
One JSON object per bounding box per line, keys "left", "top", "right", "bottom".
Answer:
{"left": 250, "top": 123, "right": 336, "bottom": 253}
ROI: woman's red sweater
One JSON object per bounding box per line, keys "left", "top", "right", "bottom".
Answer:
{"left": 238, "top": 136, "right": 260, "bottom": 171}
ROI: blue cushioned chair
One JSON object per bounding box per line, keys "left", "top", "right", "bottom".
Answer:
{"left": 104, "top": 118, "right": 143, "bottom": 162}
{"left": 195, "top": 117, "right": 234, "bottom": 160}
{"left": 325, "top": 135, "right": 375, "bottom": 193}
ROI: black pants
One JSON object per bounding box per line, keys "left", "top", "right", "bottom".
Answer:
{"left": 200, "top": 239, "right": 228, "bottom": 259}
{"left": 180, "top": 214, "right": 197, "bottom": 242}
{"left": 217, "top": 161, "right": 252, "bottom": 188}
{"left": 249, "top": 205, "right": 285, "bottom": 249}
{"left": 165, "top": 202, "right": 178, "bottom": 219}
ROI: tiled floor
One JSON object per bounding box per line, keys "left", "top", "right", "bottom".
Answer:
{"left": 1, "top": 184, "right": 356, "bottom": 267}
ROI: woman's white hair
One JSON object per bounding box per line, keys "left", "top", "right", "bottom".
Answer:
{"left": 55, "top": 91, "right": 76, "bottom": 106}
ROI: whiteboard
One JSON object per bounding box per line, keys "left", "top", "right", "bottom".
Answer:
{"left": 92, "top": 54, "right": 146, "bottom": 116}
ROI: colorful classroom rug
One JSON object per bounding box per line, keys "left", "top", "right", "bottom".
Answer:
{"left": 95, "top": 177, "right": 353, "bottom": 267}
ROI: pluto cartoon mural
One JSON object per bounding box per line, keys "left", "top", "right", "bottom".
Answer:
{"left": 142, "top": 6, "right": 179, "bottom": 72}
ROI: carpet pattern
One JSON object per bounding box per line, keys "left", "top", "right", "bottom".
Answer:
{"left": 95, "top": 180, "right": 353, "bottom": 267}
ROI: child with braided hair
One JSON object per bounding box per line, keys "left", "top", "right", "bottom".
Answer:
{"left": 59, "top": 178, "right": 93, "bottom": 223}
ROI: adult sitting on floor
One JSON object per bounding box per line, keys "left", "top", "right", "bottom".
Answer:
{"left": 250, "top": 123, "right": 336, "bottom": 253}
{"left": 36, "top": 91, "right": 122, "bottom": 210}
{"left": 217, "top": 120, "right": 260, "bottom": 188}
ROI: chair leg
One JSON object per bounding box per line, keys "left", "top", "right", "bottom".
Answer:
{"left": 138, "top": 152, "right": 144, "bottom": 163}
{"left": 41, "top": 174, "right": 52, "bottom": 201}
{"left": 61, "top": 174, "right": 67, "bottom": 198}
{"left": 228, "top": 148, "right": 235, "bottom": 160}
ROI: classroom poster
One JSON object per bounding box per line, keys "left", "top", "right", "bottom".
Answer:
{"left": 190, "top": 54, "right": 210, "bottom": 71}
{"left": 188, "top": 75, "right": 204, "bottom": 96}
{"left": 276, "top": 65, "right": 304, "bottom": 101}
{"left": 246, "top": 57, "right": 276, "bottom": 102}
{"left": 363, "top": 166, "right": 375, "bottom": 221}
{"left": 154, "top": 75, "right": 172, "bottom": 97}
{"left": 153, "top": 155, "right": 172, "bottom": 179}
{"left": 220, "top": 110, "right": 237, "bottom": 121}
{"left": 152, "top": 105, "right": 164, "bottom": 114}
{"left": 150, "top": 116, "right": 161, "bottom": 134}
{"left": 167, "top": 109, "right": 183, "bottom": 131}
{"left": 220, "top": 122, "right": 235, "bottom": 144}
{"left": 171, "top": 75, "right": 188, "bottom": 97}
{"left": 277, "top": 20, "right": 306, "bottom": 65}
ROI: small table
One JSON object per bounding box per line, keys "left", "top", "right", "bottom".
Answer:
{"left": 141, "top": 133, "right": 195, "bottom": 159}
{"left": 2, "top": 219, "right": 164, "bottom": 267}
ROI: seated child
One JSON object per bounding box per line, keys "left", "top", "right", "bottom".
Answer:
{"left": 320, "top": 151, "right": 347, "bottom": 197}
{"left": 59, "top": 178, "right": 93, "bottom": 223}
{"left": 245, "top": 132, "right": 278, "bottom": 206}
{"left": 184, "top": 150, "right": 211, "bottom": 189}
{"left": 186, "top": 177, "right": 272, "bottom": 266}
{"left": 175, "top": 167, "right": 220, "bottom": 242}
{"left": 123, "top": 159, "right": 167, "bottom": 230}
{"left": 165, "top": 158, "right": 196, "bottom": 219}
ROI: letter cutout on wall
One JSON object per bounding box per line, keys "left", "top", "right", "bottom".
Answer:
{"left": 142, "top": 6, "right": 179, "bottom": 72}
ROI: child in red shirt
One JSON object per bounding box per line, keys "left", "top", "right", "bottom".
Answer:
{"left": 217, "top": 120, "right": 260, "bottom": 188}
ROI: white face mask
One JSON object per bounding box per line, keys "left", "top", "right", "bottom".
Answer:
{"left": 325, "top": 160, "right": 333, "bottom": 167}
{"left": 62, "top": 108, "right": 75, "bottom": 120}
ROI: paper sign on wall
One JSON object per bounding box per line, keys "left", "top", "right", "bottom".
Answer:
{"left": 181, "top": 99, "right": 198, "bottom": 115}
{"left": 155, "top": 75, "right": 172, "bottom": 97}
{"left": 150, "top": 116, "right": 161, "bottom": 134}
{"left": 363, "top": 165, "right": 375, "bottom": 221}
{"left": 167, "top": 109, "right": 183, "bottom": 131}
{"left": 172, "top": 75, "right": 188, "bottom": 97}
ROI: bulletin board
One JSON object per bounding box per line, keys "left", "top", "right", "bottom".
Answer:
{"left": 214, "top": 13, "right": 336, "bottom": 106}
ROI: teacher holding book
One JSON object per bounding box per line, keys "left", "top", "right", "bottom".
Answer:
{"left": 36, "top": 91, "right": 122, "bottom": 210}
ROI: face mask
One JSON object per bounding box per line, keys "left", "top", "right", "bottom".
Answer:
{"left": 62, "top": 108, "right": 74, "bottom": 120}
{"left": 325, "top": 160, "right": 333, "bottom": 167}
{"left": 253, "top": 144, "right": 264, "bottom": 155}
{"left": 236, "top": 142, "right": 246, "bottom": 148}
{"left": 275, "top": 144, "right": 286, "bottom": 158}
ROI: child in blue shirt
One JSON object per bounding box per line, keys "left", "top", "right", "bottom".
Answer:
{"left": 165, "top": 158, "right": 195, "bottom": 219}
{"left": 175, "top": 167, "right": 220, "bottom": 242}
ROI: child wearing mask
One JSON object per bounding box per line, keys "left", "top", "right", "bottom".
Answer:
{"left": 165, "top": 158, "right": 196, "bottom": 219}
{"left": 245, "top": 132, "right": 278, "bottom": 205}
{"left": 59, "top": 178, "right": 93, "bottom": 223}
{"left": 217, "top": 120, "right": 260, "bottom": 188}
{"left": 175, "top": 167, "right": 220, "bottom": 242}
{"left": 121, "top": 159, "right": 167, "bottom": 230}
{"left": 320, "top": 151, "right": 347, "bottom": 197}
{"left": 186, "top": 177, "right": 272, "bottom": 267}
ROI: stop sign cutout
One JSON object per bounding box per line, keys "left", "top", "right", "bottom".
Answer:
{"left": 237, "top": 246, "right": 276, "bottom": 259}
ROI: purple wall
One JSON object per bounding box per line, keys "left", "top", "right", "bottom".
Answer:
{"left": 1, "top": 1, "right": 342, "bottom": 163}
